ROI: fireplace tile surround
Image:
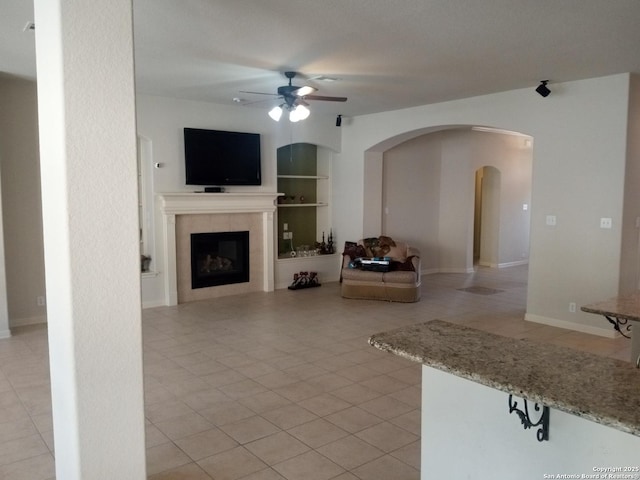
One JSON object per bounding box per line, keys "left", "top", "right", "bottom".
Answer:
{"left": 157, "top": 193, "right": 280, "bottom": 305}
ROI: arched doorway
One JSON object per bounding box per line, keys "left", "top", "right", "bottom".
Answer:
{"left": 369, "top": 126, "right": 532, "bottom": 274}
{"left": 474, "top": 166, "right": 501, "bottom": 266}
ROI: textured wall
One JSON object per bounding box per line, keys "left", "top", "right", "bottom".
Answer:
{"left": 0, "top": 75, "right": 46, "bottom": 328}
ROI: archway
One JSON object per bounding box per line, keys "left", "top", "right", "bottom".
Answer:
{"left": 368, "top": 126, "right": 532, "bottom": 274}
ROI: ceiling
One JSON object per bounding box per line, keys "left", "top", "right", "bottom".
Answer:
{"left": 3, "top": 0, "right": 640, "bottom": 118}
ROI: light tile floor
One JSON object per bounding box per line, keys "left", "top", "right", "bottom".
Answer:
{"left": 0, "top": 265, "right": 631, "bottom": 479}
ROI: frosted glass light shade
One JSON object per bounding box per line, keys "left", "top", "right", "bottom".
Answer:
{"left": 296, "top": 105, "right": 311, "bottom": 120}
{"left": 292, "top": 104, "right": 310, "bottom": 121}
{"left": 289, "top": 108, "right": 301, "bottom": 122}
{"left": 268, "top": 106, "right": 283, "bottom": 121}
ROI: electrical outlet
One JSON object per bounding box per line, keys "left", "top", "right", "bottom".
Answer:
{"left": 569, "top": 302, "right": 576, "bottom": 313}
{"left": 546, "top": 215, "right": 557, "bottom": 226}
{"left": 600, "top": 217, "right": 612, "bottom": 229}
{"left": 37, "top": 296, "right": 46, "bottom": 306}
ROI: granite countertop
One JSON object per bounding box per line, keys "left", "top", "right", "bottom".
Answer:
{"left": 581, "top": 291, "right": 640, "bottom": 322}
{"left": 369, "top": 320, "right": 640, "bottom": 437}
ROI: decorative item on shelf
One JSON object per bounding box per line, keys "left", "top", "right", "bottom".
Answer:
{"left": 326, "top": 229, "right": 335, "bottom": 254}
{"left": 299, "top": 195, "right": 305, "bottom": 203}
{"left": 316, "top": 232, "right": 328, "bottom": 254}
{"left": 141, "top": 255, "right": 152, "bottom": 272}
{"left": 288, "top": 271, "right": 321, "bottom": 290}
{"left": 294, "top": 245, "right": 317, "bottom": 257}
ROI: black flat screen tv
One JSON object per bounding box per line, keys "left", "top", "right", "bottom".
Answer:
{"left": 184, "top": 128, "right": 261, "bottom": 186}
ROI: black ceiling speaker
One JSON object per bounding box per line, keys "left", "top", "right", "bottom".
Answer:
{"left": 336, "top": 114, "right": 342, "bottom": 127}
{"left": 536, "top": 80, "right": 550, "bottom": 97}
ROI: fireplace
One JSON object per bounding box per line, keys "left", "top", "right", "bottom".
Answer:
{"left": 190, "top": 231, "right": 249, "bottom": 289}
{"left": 157, "top": 192, "right": 279, "bottom": 305}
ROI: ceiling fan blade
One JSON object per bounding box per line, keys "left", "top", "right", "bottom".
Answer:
{"left": 239, "top": 90, "right": 278, "bottom": 96}
{"left": 304, "top": 94, "right": 347, "bottom": 102}
{"left": 240, "top": 98, "right": 276, "bottom": 106}
{"left": 292, "top": 85, "right": 317, "bottom": 97}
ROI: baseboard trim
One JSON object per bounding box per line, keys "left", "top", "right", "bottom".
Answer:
{"left": 0, "top": 329, "right": 11, "bottom": 339}
{"left": 498, "top": 260, "right": 529, "bottom": 268}
{"left": 478, "top": 260, "right": 529, "bottom": 268}
{"left": 524, "top": 313, "right": 616, "bottom": 338}
{"left": 433, "top": 267, "right": 475, "bottom": 274}
{"left": 142, "top": 300, "right": 167, "bottom": 309}
{"left": 421, "top": 268, "right": 440, "bottom": 276}
{"left": 9, "top": 315, "right": 47, "bottom": 329}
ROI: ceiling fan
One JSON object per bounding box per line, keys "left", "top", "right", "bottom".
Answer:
{"left": 241, "top": 71, "right": 347, "bottom": 122}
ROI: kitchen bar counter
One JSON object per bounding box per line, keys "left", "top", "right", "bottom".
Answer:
{"left": 369, "top": 319, "right": 640, "bottom": 437}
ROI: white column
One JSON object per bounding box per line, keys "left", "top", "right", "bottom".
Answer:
{"left": 33, "top": 0, "right": 146, "bottom": 478}
{"left": 263, "top": 211, "right": 275, "bottom": 292}
{"left": 163, "top": 213, "right": 178, "bottom": 305}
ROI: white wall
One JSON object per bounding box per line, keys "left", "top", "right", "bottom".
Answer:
{"left": 620, "top": 74, "right": 640, "bottom": 293}
{"left": 0, "top": 74, "right": 47, "bottom": 328}
{"left": 382, "top": 132, "right": 442, "bottom": 272}
{"left": 135, "top": 94, "right": 341, "bottom": 306}
{"left": 338, "top": 74, "right": 632, "bottom": 335}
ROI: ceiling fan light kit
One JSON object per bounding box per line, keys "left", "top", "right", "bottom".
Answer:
{"left": 268, "top": 105, "right": 283, "bottom": 121}
{"left": 267, "top": 103, "right": 310, "bottom": 122}
{"left": 242, "top": 71, "right": 347, "bottom": 123}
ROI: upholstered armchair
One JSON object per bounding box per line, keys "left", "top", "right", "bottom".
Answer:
{"left": 340, "top": 236, "right": 421, "bottom": 302}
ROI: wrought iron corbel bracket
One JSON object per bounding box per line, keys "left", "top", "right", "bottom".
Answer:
{"left": 508, "top": 394, "right": 549, "bottom": 442}
{"left": 604, "top": 315, "right": 632, "bottom": 339}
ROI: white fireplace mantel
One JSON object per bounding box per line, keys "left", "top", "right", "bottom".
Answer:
{"left": 158, "top": 192, "right": 282, "bottom": 215}
{"left": 157, "top": 192, "right": 281, "bottom": 305}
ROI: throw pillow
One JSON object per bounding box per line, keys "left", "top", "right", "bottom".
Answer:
{"left": 385, "top": 242, "right": 408, "bottom": 262}
{"left": 390, "top": 256, "right": 416, "bottom": 271}
{"left": 342, "top": 241, "right": 366, "bottom": 260}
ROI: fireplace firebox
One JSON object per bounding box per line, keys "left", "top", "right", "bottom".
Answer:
{"left": 190, "top": 231, "right": 250, "bottom": 289}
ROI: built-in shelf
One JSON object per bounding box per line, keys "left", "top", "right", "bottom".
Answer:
{"left": 276, "top": 143, "right": 331, "bottom": 256}
{"left": 274, "top": 143, "right": 338, "bottom": 289}
{"left": 277, "top": 253, "right": 338, "bottom": 261}
{"left": 277, "top": 175, "right": 329, "bottom": 180}
{"left": 277, "top": 203, "right": 328, "bottom": 208}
